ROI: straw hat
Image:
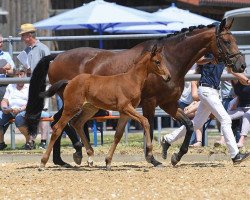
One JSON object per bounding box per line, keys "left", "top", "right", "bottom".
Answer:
{"left": 18, "top": 23, "right": 36, "bottom": 35}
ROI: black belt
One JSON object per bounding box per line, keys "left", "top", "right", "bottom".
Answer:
{"left": 199, "top": 83, "right": 220, "bottom": 90}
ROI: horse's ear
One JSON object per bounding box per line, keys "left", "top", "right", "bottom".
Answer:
{"left": 225, "top": 18, "right": 234, "bottom": 30}
{"left": 151, "top": 44, "right": 157, "bottom": 57}
{"left": 219, "top": 18, "right": 227, "bottom": 31}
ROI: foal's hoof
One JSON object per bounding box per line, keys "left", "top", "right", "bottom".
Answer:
{"left": 106, "top": 164, "right": 112, "bottom": 171}
{"left": 87, "top": 161, "right": 94, "bottom": 168}
{"left": 171, "top": 153, "right": 180, "bottom": 166}
{"left": 73, "top": 151, "right": 83, "bottom": 165}
{"left": 38, "top": 163, "right": 45, "bottom": 171}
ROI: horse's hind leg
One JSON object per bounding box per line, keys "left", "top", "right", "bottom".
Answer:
{"left": 161, "top": 105, "right": 193, "bottom": 166}
{"left": 122, "top": 104, "right": 159, "bottom": 166}
{"left": 105, "top": 114, "right": 129, "bottom": 170}
{"left": 70, "top": 104, "right": 99, "bottom": 167}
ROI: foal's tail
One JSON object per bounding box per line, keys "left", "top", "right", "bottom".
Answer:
{"left": 25, "top": 54, "right": 57, "bottom": 136}
{"left": 40, "top": 80, "right": 68, "bottom": 98}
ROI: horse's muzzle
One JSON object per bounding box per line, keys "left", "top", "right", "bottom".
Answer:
{"left": 162, "top": 75, "right": 171, "bottom": 82}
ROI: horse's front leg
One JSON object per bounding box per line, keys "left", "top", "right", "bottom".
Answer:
{"left": 141, "top": 99, "right": 162, "bottom": 167}
{"left": 161, "top": 105, "right": 193, "bottom": 166}
{"left": 141, "top": 98, "right": 157, "bottom": 141}
{"left": 40, "top": 120, "right": 67, "bottom": 170}
{"left": 123, "top": 104, "right": 159, "bottom": 166}
{"left": 105, "top": 114, "right": 129, "bottom": 170}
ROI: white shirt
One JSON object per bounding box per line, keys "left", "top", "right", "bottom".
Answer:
{"left": 3, "top": 84, "right": 29, "bottom": 109}
{"left": 0, "top": 50, "right": 15, "bottom": 78}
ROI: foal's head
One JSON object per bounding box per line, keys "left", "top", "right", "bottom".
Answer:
{"left": 140, "top": 44, "right": 171, "bottom": 81}
{"left": 211, "top": 18, "right": 246, "bottom": 73}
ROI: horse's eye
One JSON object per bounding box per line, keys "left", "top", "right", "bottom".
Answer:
{"left": 224, "top": 40, "right": 231, "bottom": 46}
{"left": 155, "top": 60, "right": 160, "bottom": 66}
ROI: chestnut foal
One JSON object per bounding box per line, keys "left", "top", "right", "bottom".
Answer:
{"left": 39, "top": 44, "right": 171, "bottom": 170}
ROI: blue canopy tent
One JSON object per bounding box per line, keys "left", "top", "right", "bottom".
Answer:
{"left": 106, "top": 3, "right": 217, "bottom": 34}
{"left": 34, "top": 0, "right": 176, "bottom": 48}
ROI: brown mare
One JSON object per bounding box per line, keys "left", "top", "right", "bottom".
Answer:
{"left": 26, "top": 19, "right": 246, "bottom": 167}
{"left": 38, "top": 45, "right": 171, "bottom": 169}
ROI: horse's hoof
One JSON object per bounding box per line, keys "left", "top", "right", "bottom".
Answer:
{"left": 151, "top": 157, "right": 162, "bottom": 167}
{"left": 106, "top": 165, "right": 112, "bottom": 171}
{"left": 61, "top": 163, "right": 73, "bottom": 168}
{"left": 155, "top": 163, "right": 165, "bottom": 168}
{"left": 73, "top": 151, "right": 83, "bottom": 165}
{"left": 171, "top": 153, "right": 180, "bottom": 166}
{"left": 87, "top": 161, "right": 94, "bottom": 168}
{"left": 38, "top": 163, "right": 45, "bottom": 171}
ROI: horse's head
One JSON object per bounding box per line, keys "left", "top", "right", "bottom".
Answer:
{"left": 212, "top": 18, "right": 246, "bottom": 73}
{"left": 147, "top": 44, "right": 171, "bottom": 82}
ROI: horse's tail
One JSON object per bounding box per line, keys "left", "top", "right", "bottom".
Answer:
{"left": 40, "top": 80, "right": 68, "bottom": 98}
{"left": 25, "top": 54, "right": 57, "bottom": 136}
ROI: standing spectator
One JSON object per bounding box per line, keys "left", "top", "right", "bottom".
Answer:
{"left": 161, "top": 53, "right": 250, "bottom": 164}
{"left": 19, "top": 23, "right": 83, "bottom": 163}
{"left": 19, "top": 23, "right": 50, "bottom": 149}
{"left": 0, "top": 34, "right": 15, "bottom": 102}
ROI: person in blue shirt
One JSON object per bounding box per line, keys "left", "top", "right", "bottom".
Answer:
{"left": 161, "top": 53, "right": 250, "bottom": 164}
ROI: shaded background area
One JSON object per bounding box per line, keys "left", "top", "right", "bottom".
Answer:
{"left": 0, "top": 0, "right": 249, "bottom": 51}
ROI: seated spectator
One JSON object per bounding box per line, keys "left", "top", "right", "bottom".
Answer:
{"left": 227, "top": 80, "right": 250, "bottom": 147}
{"left": 0, "top": 66, "right": 49, "bottom": 150}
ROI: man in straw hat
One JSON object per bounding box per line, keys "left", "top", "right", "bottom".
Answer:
{"left": 18, "top": 23, "right": 51, "bottom": 149}
{"left": 19, "top": 23, "right": 50, "bottom": 74}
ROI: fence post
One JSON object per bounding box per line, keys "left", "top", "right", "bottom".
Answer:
{"left": 157, "top": 117, "right": 162, "bottom": 144}
{"left": 7, "top": 36, "right": 13, "bottom": 58}
{"left": 10, "top": 123, "right": 16, "bottom": 149}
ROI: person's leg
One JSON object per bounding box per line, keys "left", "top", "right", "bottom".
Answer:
{"left": 0, "top": 111, "right": 12, "bottom": 149}
{"left": 190, "top": 129, "right": 202, "bottom": 147}
{"left": 228, "top": 108, "right": 244, "bottom": 144}
{"left": 15, "top": 112, "right": 35, "bottom": 149}
{"left": 38, "top": 111, "right": 50, "bottom": 149}
{"left": 237, "top": 108, "right": 250, "bottom": 147}
{"left": 200, "top": 88, "right": 238, "bottom": 158}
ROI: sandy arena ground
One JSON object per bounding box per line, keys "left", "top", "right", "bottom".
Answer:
{"left": 0, "top": 147, "right": 249, "bottom": 200}
{"left": 0, "top": 128, "right": 249, "bottom": 199}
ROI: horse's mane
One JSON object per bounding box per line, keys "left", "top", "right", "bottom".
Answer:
{"left": 158, "top": 23, "right": 217, "bottom": 41}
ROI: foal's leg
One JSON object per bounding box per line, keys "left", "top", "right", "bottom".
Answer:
{"left": 70, "top": 105, "right": 99, "bottom": 167}
{"left": 40, "top": 109, "right": 80, "bottom": 169}
{"left": 105, "top": 114, "right": 130, "bottom": 170}
{"left": 161, "top": 104, "right": 193, "bottom": 166}
{"left": 52, "top": 108, "right": 83, "bottom": 167}
{"left": 122, "top": 104, "right": 158, "bottom": 165}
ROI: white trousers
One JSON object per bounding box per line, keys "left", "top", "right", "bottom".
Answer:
{"left": 164, "top": 86, "right": 239, "bottom": 158}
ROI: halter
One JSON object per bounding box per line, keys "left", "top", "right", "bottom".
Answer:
{"left": 215, "top": 26, "right": 242, "bottom": 69}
